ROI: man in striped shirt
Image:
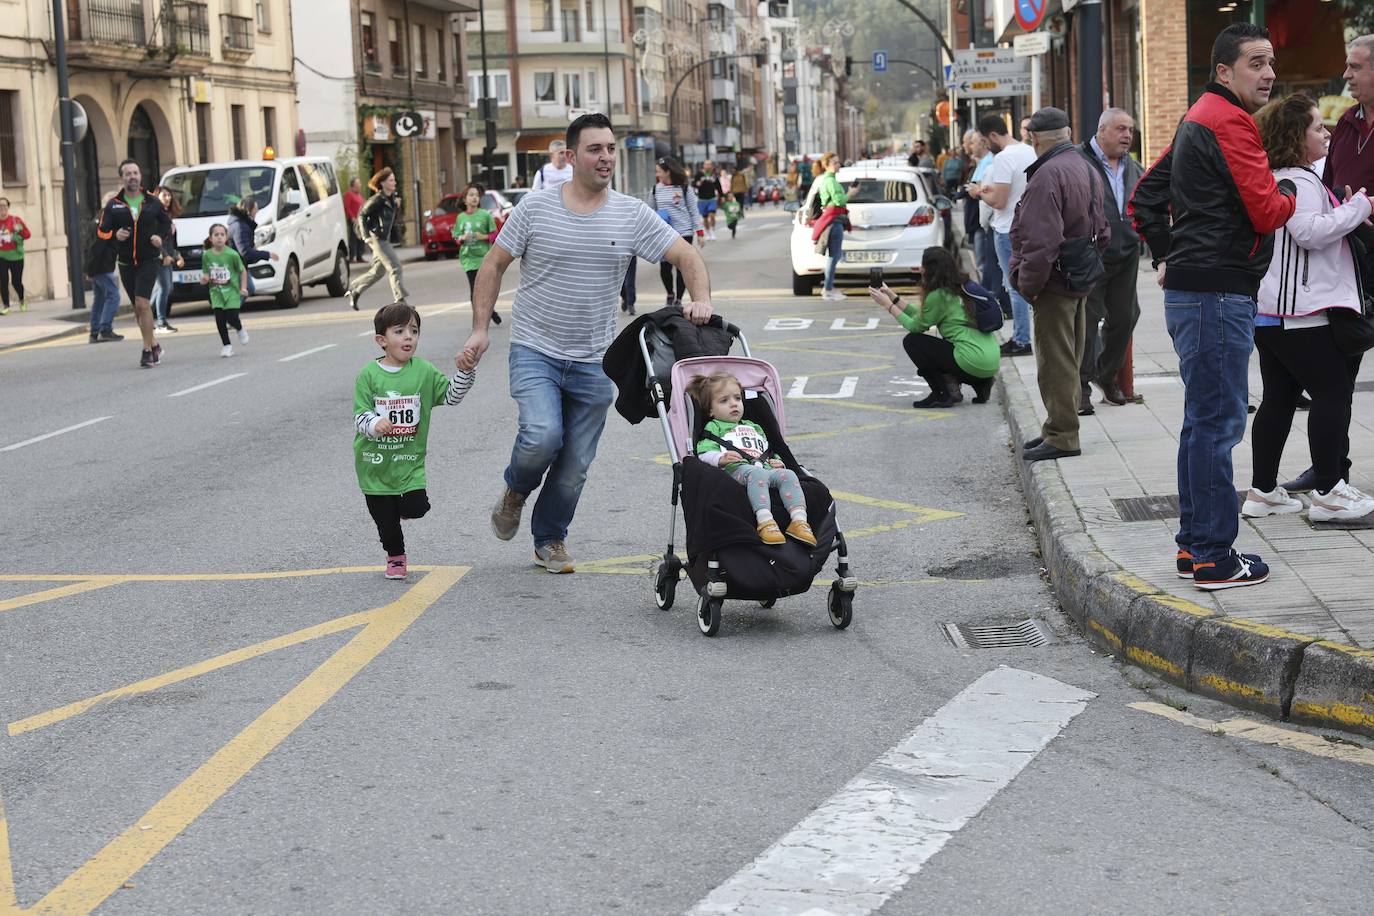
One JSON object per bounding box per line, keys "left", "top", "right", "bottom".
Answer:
{"left": 457, "top": 113, "right": 714, "bottom": 573}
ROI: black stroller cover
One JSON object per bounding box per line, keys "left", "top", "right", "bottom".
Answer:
{"left": 602, "top": 306, "right": 734, "bottom": 424}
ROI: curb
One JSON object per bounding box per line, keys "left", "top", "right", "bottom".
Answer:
{"left": 998, "top": 369, "right": 1374, "bottom": 738}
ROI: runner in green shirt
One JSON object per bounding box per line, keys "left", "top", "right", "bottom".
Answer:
{"left": 353, "top": 302, "right": 475, "bottom": 579}
{"left": 200, "top": 223, "right": 249, "bottom": 358}
{"left": 721, "top": 193, "right": 743, "bottom": 239}
{"left": 451, "top": 184, "right": 501, "bottom": 323}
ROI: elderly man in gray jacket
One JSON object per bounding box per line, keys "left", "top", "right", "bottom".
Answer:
{"left": 1010, "top": 107, "right": 1111, "bottom": 462}
{"left": 1078, "top": 108, "right": 1145, "bottom": 415}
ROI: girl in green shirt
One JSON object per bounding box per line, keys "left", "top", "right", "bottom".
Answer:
{"left": 200, "top": 223, "right": 249, "bottom": 358}
{"left": 868, "top": 247, "right": 999, "bottom": 409}
{"left": 451, "top": 184, "right": 502, "bottom": 325}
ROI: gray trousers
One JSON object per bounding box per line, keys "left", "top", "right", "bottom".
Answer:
{"left": 1080, "top": 255, "right": 1141, "bottom": 388}
{"left": 350, "top": 236, "right": 409, "bottom": 304}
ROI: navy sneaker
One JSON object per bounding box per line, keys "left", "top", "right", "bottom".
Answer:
{"left": 1176, "top": 548, "right": 1262, "bottom": 580}
{"left": 1193, "top": 551, "right": 1269, "bottom": 590}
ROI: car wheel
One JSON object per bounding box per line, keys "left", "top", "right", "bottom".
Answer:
{"left": 792, "top": 272, "right": 816, "bottom": 297}
{"left": 275, "top": 257, "right": 302, "bottom": 309}
{"left": 325, "top": 248, "right": 349, "bottom": 297}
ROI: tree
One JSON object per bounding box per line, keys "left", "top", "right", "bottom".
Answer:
{"left": 1337, "top": 1, "right": 1374, "bottom": 34}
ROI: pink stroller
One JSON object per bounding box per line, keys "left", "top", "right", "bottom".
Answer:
{"left": 637, "top": 323, "right": 857, "bottom": 636}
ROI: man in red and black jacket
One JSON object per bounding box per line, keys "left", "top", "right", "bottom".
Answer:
{"left": 98, "top": 158, "right": 172, "bottom": 369}
{"left": 1128, "top": 23, "right": 1296, "bottom": 591}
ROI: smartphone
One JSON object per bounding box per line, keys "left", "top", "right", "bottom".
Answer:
{"left": 869, "top": 268, "right": 884, "bottom": 289}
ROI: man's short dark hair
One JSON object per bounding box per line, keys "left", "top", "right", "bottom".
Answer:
{"left": 118, "top": 158, "right": 140, "bottom": 176}
{"left": 374, "top": 302, "right": 421, "bottom": 336}
{"left": 1211, "top": 22, "right": 1270, "bottom": 73}
{"left": 977, "top": 115, "right": 1009, "bottom": 138}
{"left": 567, "top": 112, "right": 614, "bottom": 150}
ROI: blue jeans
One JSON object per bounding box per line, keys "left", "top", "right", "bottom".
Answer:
{"left": 150, "top": 263, "right": 174, "bottom": 323}
{"left": 1164, "top": 290, "right": 1255, "bottom": 563}
{"left": 995, "top": 231, "right": 1032, "bottom": 346}
{"left": 504, "top": 344, "right": 616, "bottom": 547}
{"left": 89, "top": 271, "right": 120, "bottom": 333}
{"left": 824, "top": 221, "right": 845, "bottom": 290}
{"left": 978, "top": 228, "right": 1009, "bottom": 312}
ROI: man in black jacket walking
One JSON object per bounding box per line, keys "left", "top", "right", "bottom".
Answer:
{"left": 1077, "top": 108, "right": 1145, "bottom": 415}
{"left": 1130, "top": 23, "right": 1296, "bottom": 590}
{"left": 97, "top": 159, "right": 171, "bottom": 368}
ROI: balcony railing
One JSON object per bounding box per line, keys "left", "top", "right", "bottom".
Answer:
{"left": 220, "top": 13, "right": 253, "bottom": 55}
{"left": 70, "top": 0, "right": 148, "bottom": 44}
{"left": 166, "top": 0, "right": 210, "bottom": 56}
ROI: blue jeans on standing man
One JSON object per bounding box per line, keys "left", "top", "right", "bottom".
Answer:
{"left": 89, "top": 271, "right": 120, "bottom": 334}
{"left": 994, "top": 231, "right": 1032, "bottom": 347}
{"left": 824, "top": 221, "right": 845, "bottom": 291}
{"left": 1163, "top": 290, "right": 1255, "bottom": 564}
{"left": 504, "top": 343, "right": 616, "bottom": 548}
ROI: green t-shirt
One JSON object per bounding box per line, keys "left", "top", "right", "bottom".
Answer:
{"left": 353, "top": 357, "right": 454, "bottom": 495}
{"left": 815, "top": 172, "right": 848, "bottom": 208}
{"left": 696, "top": 418, "right": 775, "bottom": 470}
{"left": 126, "top": 192, "right": 144, "bottom": 222}
{"left": 892, "top": 288, "right": 999, "bottom": 379}
{"left": 722, "top": 200, "right": 743, "bottom": 225}
{"left": 0, "top": 216, "right": 26, "bottom": 261}
{"left": 452, "top": 208, "right": 496, "bottom": 272}
{"left": 202, "top": 247, "right": 246, "bottom": 310}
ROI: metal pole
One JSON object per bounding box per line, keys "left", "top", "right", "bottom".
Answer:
{"left": 1075, "top": 0, "right": 1103, "bottom": 141}
{"left": 479, "top": 0, "right": 492, "bottom": 186}
{"left": 601, "top": 0, "right": 611, "bottom": 118}
{"left": 1031, "top": 54, "right": 1041, "bottom": 111}
{"left": 52, "top": 0, "right": 85, "bottom": 309}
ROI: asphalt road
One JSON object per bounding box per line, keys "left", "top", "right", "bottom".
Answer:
{"left": 3, "top": 206, "right": 1373, "bottom": 914}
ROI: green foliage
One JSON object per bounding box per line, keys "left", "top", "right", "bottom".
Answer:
{"left": 1337, "top": 0, "right": 1374, "bottom": 35}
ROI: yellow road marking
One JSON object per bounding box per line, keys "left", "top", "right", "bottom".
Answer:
{"left": 8, "top": 609, "right": 376, "bottom": 736}
{"left": 756, "top": 344, "right": 883, "bottom": 359}
{"left": 786, "top": 420, "right": 900, "bottom": 442}
{"left": 780, "top": 363, "right": 893, "bottom": 382}
{"left": 857, "top": 577, "right": 990, "bottom": 588}
{"left": 755, "top": 331, "right": 906, "bottom": 345}
{"left": 0, "top": 565, "right": 468, "bottom": 913}
{"left": 1128, "top": 701, "right": 1374, "bottom": 767}
{"left": 576, "top": 554, "right": 661, "bottom": 575}
{"left": 0, "top": 566, "right": 428, "bottom": 584}
{"left": 0, "top": 578, "right": 124, "bottom": 615}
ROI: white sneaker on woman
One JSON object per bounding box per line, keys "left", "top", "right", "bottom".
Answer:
{"left": 1241, "top": 486, "right": 1304, "bottom": 518}
{"left": 1308, "top": 481, "right": 1374, "bottom": 523}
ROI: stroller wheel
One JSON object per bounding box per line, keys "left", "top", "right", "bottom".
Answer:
{"left": 697, "top": 594, "right": 722, "bottom": 637}
{"left": 654, "top": 561, "right": 678, "bottom": 610}
{"left": 758, "top": 598, "right": 777, "bottom": 609}
{"left": 827, "top": 584, "right": 853, "bottom": 630}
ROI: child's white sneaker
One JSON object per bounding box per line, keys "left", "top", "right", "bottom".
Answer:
{"left": 237, "top": 328, "right": 249, "bottom": 345}
{"left": 220, "top": 344, "right": 233, "bottom": 358}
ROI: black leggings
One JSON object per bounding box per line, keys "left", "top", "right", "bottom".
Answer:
{"left": 1252, "top": 324, "right": 1359, "bottom": 493}
{"left": 465, "top": 268, "right": 502, "bottom": 324}
{"left": 902, "top": 333, "right": 985, "bottom": 393}
{"left": 365, "top": 489, "right": 431, "bottom": 556}
{"left": 214, "top": 308, "right": 243, "bottom": 345}
{"left": 0, "top": 258, "right": 22, "bottom": 306}
{"left": 660, "top": 234, "right": 693, "bottom": 299}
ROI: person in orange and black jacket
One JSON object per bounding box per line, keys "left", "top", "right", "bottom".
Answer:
{"left": 1129, "top": 22, "right": 1296, "bottom": 591}
{"left": 98, "top": 158, "right": 173, "bottom": 369}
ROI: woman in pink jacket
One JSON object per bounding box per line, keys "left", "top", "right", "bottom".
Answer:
{"left": 1246, "top": 93, "right": 1374, "bottom": 524}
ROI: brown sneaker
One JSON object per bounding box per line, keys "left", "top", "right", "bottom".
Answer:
{"left": 757, "top": 519, "right": 785, "bottom": 544}
{"left": 785, "top": 518, "right": 817, "bottom": 546}
{"left": 534, "top": 540, "right": 575, "bottom": 573}
{"left": 490, "top": 486, "right": 527, "bottom": 541}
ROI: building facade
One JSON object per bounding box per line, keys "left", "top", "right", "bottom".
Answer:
{"left": 0, "top": 0, "right": 298, "bottom": 300}
{"left": 293, "top": 0, "right": 475, "bottom": 243}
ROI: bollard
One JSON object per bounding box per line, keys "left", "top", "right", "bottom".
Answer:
{"left": 1115, "top": 338, "right": 1138, "bottom": 401}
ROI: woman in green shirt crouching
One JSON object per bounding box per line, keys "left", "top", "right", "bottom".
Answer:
{"left": 868, "top": 247, "right": 999, "bottom": 409}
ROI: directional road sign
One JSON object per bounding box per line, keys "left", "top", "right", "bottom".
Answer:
{"left": 872, "top": 50, "right": 888, "bottom": 73}
{"left": 956, "top": 74, "right": 1034, "bottom": 98}
{"left": 950, "top": 48, "right": 1030, "bottom": 97}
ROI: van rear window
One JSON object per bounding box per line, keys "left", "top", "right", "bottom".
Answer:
{"left": 163, "top": 166, "right": 277, "bottom": 217}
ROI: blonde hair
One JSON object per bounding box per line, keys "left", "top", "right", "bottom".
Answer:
{"left": 686, "top": 371, "right": 743, "bottom": 412}
{"left": 817, "top": 151, "right": 839, "bottom": 170}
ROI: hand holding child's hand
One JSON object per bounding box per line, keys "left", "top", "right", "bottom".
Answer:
{"left": 375, "top": 418, "right": 395, "bottom": 435}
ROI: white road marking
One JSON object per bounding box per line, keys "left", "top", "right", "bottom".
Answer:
{"left": 278, "top": 344, "right": 337, "bottom": 362}
{"left": 0, "top": 416, "right": 112, "bottom": 452}
{"left": 787, "top": 376, "right": 859, "bottom": 399}
{"left": 831, "top": 317, "right": 880, "bottom": 331}
{"left": 167, "top": 373, "right": 247, "bottom": 398}
{"left": 688, "top": 667, "right": 1095, "bottom": 916}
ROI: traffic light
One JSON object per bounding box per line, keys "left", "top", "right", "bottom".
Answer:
{"left": 845, "top": 55, "right": 853, "bottom": 77}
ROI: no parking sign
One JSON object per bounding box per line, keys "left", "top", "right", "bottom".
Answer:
{"left": 1015, "top": 0, "right": 1048, "bottom": 32}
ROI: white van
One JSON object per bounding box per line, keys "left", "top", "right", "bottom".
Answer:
{"left": 159, "top": 156, "right": 350, "bottom": 309}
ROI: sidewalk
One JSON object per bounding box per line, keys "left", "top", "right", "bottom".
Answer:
{"left": 0, "top": 245, "right": 429, "bottom": 351}
{"left": 1001, "top": 262, "right": 1374, "bottom": 737}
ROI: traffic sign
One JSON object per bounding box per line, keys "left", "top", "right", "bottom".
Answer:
{"left": 957, "top": 74, "right": 1035, "bottom": 99}
{"left": 950, "top": 48, "right": 1030, "bottom": 95}
{"left": 943, "top": 63, "right": 955, "bottom": 89}
{"left": 1013, "top": 33, "right": 1050, "bottom": 57}
{"left": 1015, "top": 0, "right": 1048, "bottom": 32}
{"left": 872, "top": 50, "right": 888, "bottom": 73}
{"left": 391, "top": 111, "right": 423, "bottom": 139}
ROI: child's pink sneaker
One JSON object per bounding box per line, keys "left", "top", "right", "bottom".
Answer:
{"left": 385, "top": 555, "right": 407, "bottom": 579}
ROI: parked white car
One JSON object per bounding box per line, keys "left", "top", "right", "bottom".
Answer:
{"left": 789, "top": 166, "right": 957, "bottom": 297}
{"left": 160, "top": 156, "right": 350, "bottom": 308}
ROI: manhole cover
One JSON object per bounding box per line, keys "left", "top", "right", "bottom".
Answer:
{"left": 943, "top": 619, "right": 1053, "bottom": 649}
{"left": 1112, "top": 492, "right": 1245, "bottom": 522}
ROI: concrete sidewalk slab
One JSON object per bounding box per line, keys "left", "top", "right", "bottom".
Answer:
{"left": 1002, "top": 261, "right": 1374, "bottom": 736}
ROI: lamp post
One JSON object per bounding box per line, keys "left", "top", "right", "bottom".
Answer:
{"left": 668, "top": 47, "right": 766, "bottom": 159}
{"left": 52, "top": 0, "right": 85, "bottom": 309}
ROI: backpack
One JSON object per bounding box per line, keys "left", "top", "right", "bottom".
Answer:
{"left": 962, "top": 280, "right": 1004, "bottom": 333}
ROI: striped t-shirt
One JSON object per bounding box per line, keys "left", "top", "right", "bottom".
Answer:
{"left": 495, "top": 186, "right": 682, "bottom": 361}
{"left": 652, "top": 183, "right": 702, "bottom": 236}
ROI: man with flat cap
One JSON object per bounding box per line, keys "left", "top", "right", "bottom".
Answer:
{"left": 1009, "top": 107, "right": 1110, "bottom": 462}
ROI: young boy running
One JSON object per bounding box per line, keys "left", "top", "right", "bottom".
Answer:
{"left": 721, "top": 192, "right": 743, "bottom": 239}
{"left": 354, "top": 302, "right": 475, "bottom": 578}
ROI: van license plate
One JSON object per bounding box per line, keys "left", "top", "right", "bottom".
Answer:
{"left": 174, "top": 270, "right": 203, "bottom": 284}
{"left": 844, "top": 251, "right": 891, "bottom": 264}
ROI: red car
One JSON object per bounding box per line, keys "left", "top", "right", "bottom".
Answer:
{"left": 421, "top": 190, "right": 513, "bottom": 260}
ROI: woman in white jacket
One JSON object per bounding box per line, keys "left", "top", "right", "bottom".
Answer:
{"left": 1246, "top": 94, "right": 1374, "bottom": 523}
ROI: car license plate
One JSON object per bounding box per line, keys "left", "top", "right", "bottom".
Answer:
{"left": 174, "top": 269, "right": 202, "bottom": 284}
{"left": 844, "top": 250, "right": 891, "bottom": 264}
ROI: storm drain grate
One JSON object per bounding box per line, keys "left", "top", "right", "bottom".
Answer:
{"left": 943, "top": 619, "right": 1053, "bottom": 649}
{"left": 1112, "top": 492, "right": 1246, "bottom": 522}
